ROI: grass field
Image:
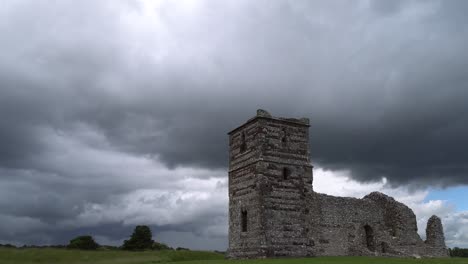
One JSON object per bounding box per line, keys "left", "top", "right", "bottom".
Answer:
{"left": 0, "top": 248, "right": 465, "bottom": 264}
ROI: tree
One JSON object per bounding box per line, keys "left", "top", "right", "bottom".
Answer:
{"left": 67, "top": 235, "right": 99, "bottom": 250}
{"left": 122, "top": 225, "right": 154, "bottom": 250}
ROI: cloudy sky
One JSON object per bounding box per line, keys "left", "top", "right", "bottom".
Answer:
{"left": 1, "top": 0, "right": 468, "bottom": 250}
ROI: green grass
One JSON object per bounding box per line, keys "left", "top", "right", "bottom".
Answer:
{"left": 0, "top": 248, "right": 223, "bottom": 264}
{"left": 0, "top": 248, "right": 465, "bottom": 264}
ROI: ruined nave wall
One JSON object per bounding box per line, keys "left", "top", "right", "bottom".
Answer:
{"left": 306, "top": 191, "right": 448, "bottom": 257}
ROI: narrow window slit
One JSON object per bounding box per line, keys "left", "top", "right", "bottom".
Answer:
{"left": 281, "top": 128, "right": 288, "bottom": 143}
{"left": 283, "top": 167, "right": 291, "bottom": 180}
{"left": 240, "top": 132, "right": 246, "bottom": 152}
{"left": 241, "top": 210, "right": 248, "bottom": 232}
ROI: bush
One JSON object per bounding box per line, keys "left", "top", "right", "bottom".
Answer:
{"left": 176, "top": 247, "right": 190, "bottom": 251}
{"left": 122, "top": 225, "right": 154, "bottom": 250}
{"left": 67, "top": 235, "right": 99, "bottom": 250}
{"left": 152, "top": 241, "right": 172, "bottom": 250}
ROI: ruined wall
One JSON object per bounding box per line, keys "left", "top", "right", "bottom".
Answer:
{"left": 227, "top": 110, "right": 449, "bottom": 259}
{"left": 307, "top": 193, "right": 386, "bottom": 256}
{"left": 307, "top": 191, "right": 449, "bottom": 257}
{"left": 308, "top": 192, "right": 447, "bottom": 256}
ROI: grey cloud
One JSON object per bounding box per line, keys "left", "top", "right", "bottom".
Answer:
{"left": 370, "top": 0, "right": 405, "bottom": 15}
{"left": 1, "top": 0, "right": 468, "bottom": 247}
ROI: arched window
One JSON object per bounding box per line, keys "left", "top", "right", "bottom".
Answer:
{"left": 241, "top": 210, "right": 248, "bottom": 232}
{"left": 240, "top": 132, "right": 246, "bottom": 152}
{"left": 283, "top": 167, "right": 291, "bottom": 180}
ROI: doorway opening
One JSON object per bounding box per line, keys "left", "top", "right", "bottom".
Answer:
{"left": 364, "top": 225, "right": 375, "bottom": 251}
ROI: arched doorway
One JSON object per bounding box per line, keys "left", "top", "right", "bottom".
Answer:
{"left": 364, "top": 225, "right": 375, "bottom": 251}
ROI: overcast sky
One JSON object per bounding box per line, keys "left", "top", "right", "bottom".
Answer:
{"left": 1, "top": 0, "right": 467, "bottom": 250}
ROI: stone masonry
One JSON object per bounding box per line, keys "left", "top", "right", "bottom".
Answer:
{"left": 227, "top": 110, "right": 448, "bottom": 259}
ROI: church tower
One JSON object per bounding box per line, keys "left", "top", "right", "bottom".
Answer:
{"left": 227, "top": 109, "right": 313, "bottom": 258}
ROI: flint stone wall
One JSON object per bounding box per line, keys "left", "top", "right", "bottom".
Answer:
{"left": 227, "top": 110, "right": 448, "bottom": 259}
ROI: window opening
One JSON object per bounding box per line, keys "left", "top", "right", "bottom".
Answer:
{"left": 241, "top": 210, "right": 248, "bottom": 232}
{"left": 281, "top": 128, "right": 288, "bottom": 143}
{"left": 240, "top": 132, "right": 246, "bottom": 152}
{"left": 283, "top": 167, "right": 291, "bottom": 180}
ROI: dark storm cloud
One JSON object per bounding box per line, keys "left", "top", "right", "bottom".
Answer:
{"left": 1, "top": 0, "right": 468, "bottom": 247}
{"left": 85, "top": 0, "right": 468, "bottom": 186}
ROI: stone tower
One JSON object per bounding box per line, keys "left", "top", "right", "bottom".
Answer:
{"left": 227, "top": 109, "right": 313, "bottom": 258}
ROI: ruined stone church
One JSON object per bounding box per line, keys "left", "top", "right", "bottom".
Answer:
{"left": 227, "top": 110, "right": 448, "bottom": 258}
